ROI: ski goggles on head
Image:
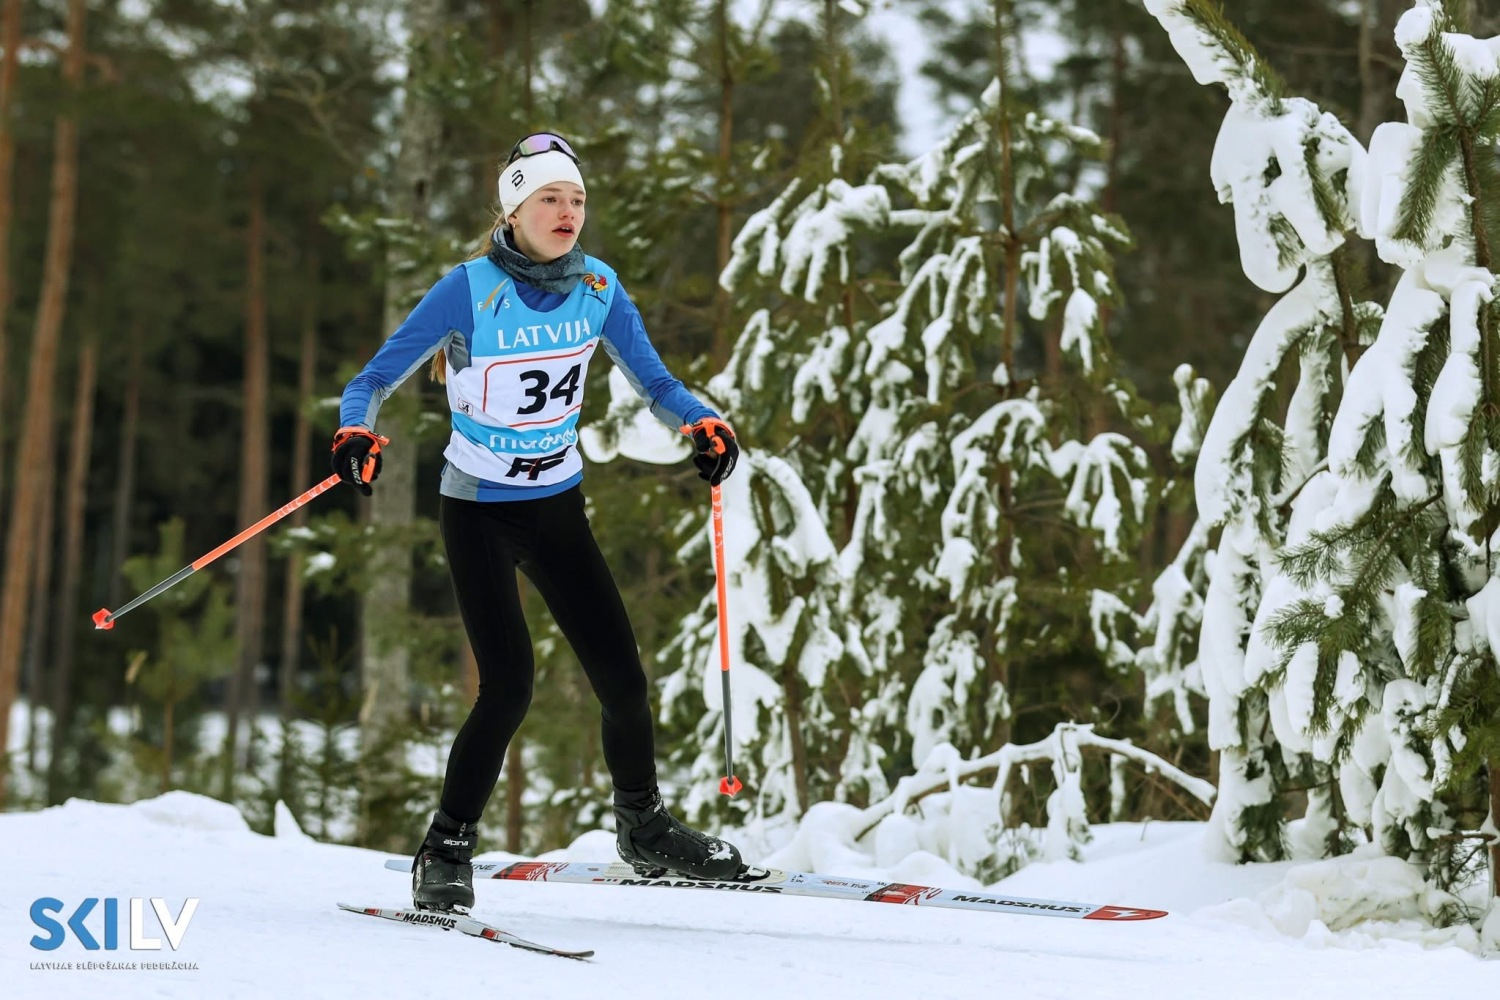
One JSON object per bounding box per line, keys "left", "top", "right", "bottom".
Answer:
{"left": 506, "top": 132, "right": 579, "bottom": 166}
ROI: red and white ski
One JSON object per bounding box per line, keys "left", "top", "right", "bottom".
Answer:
{"left": 337, "top": 902, "right": 594, "bottom": 959}
{"left": 381, "top": 859, "right": 1167, "bottom": 921}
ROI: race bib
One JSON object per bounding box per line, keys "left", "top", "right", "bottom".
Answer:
{"left": 479, "top": 342, "right": 597, "bottom": 429}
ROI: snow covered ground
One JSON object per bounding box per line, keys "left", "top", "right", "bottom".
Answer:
{"left": 1, "top": 792, "right": 1491, "bottom": 999}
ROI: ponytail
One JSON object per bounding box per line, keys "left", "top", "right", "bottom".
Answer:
{"left": 430, "top": 211, "right": 510, "bottom": 384}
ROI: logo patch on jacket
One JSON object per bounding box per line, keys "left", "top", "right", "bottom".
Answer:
{"left": 581, "top": 272, "right": 609, "bottom": 301}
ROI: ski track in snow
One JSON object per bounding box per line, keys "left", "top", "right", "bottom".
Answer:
{"left": 1, "top": 795, "right": 1490, "bottom": 999}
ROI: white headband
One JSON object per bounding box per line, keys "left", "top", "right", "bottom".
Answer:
{"left": 498, "top": 150, "right": 585, "bottom": 217}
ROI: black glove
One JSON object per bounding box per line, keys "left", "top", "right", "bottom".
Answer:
{"left": 331, "top": 426, "right": 386, "bottom": 496}
{"left": 682, "top": 417, "right": 738, "bottom": 486}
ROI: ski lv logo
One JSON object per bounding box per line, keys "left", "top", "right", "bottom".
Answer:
{"left": 30, "top": 898, "right": 199, "bottom": 951}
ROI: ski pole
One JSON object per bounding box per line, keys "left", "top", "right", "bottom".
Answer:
{"left": 91, "top": 432, "right": 384, "bottom": 631}
{"left": 710, "top": 482, "right": 743, "bottom": 797}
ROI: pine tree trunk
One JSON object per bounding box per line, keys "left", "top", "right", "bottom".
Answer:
{"left": 1490, "top": 756, "right": 1500, "bottom": 898}
{"left": 502, "top": 577, "right": 528, "bottom": 852}
{"left": 1355, "top": 0, "right": 1405, "bottom": 307}
{"left": 107, "top": 322, "right": 142, "bottom": 610}
{"left": 581, "top": 697, "right": 597, "bottom": 790}
{"left": 45, "top": 336, "right": 96, "bottom": 786}
{"left": 1092, "top": 20, "right": 1128, "bottom": 442}
{"left": 361, "top": 0, "right": 445, "bottom": 847}
{"left": 641, "top": 509, "right": 661, "bottom": 679}
{"left": 279, "top": 241, "right": 319, "bottom": 718}
{"left": 0, "top": 0, "right": 22, "bottom": 516}
{"left": 1101, "top": 24, "right": 1123, "bottom": 219}
{"left": 824, "top": 4, "right": 863, "bottom": 549}
{"left": 1356, "top": 0, "right": 1404, "bottom": 147}
{"left": 783, "top": 662, "right": 809, "bottom": 812}
{"left": 64, "top": 324, "right": 135, "bottom": 805}
{"left": 162, "top": 697, "right": 175, "bottom": 792}
{"left": 520, "top": 0, "right": 534, "bottom": 120}
{"left": 224, "top": 160, "right": 272, "bottom": 796}
{"left": 712, "top": 0, "right": 735, "bottom": 367}
{"left": 994, "top": 0, "right": 1018, "bottom": 390}
{"left": 460, "top": 636, "right": 479, "bottom": 704}
{"left": 482, "top": 2, "right": 516, "bottom": 199}
{"left": 505, "top": 739, "right": 524, "bottom": 853}
{"left": 276, "top": 251, "right": 317, "bottom": 799}
{"left": 991, "top": 0, "right": 1017, "bottom": 747}
{"left": 1043, "top": 322, "right": 1063, "bottom": 388}
{"left": 23, "top": 451, "right": 56, "bottom": 773}
{"left": 0, "top": 0, "right": 86, "bottom": 807}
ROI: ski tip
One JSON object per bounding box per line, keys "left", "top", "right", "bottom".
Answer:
{"left": 1084, "top": 905, "right": 1170, "bottom": 921}
{"left": 384, "top": 858, "right": 411, "bottom": 872}
{"left": 478, "top": 928, "right": 595, "bottom": 959}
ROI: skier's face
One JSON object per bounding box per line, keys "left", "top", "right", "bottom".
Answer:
{"left": 508, "top": 183, "right": 586, "bottom": 263}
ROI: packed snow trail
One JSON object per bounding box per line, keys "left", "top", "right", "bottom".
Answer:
{"left": 1, "top": 795, "right": 1488, "bottom": 1000}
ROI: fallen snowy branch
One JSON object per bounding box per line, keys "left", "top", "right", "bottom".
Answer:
{"left": 852, "top": 722, "right": 1215, "bottom": 848}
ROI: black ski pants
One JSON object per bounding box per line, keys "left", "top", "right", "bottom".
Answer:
{"left": 437, "top": 487, "right": 656, "bottom": 824}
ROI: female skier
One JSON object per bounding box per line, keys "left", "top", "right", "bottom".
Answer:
{"left": 332, "top": 132, "right": 742, "bottom": 912}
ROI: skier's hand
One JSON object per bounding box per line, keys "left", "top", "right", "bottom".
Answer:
{"left": 682, "top": 417, "right": 738, "bottom": 486}
{"left": 331, "top": 426, "right": 387, "bottom": 496}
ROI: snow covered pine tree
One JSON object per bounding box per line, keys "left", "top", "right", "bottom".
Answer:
{"left": 1144, "top": 0, "right": 1378, "bottom": 863}
{"left": 660, "top": 48, "right": 1162, "bottom": 875}
{"left": 1148, "top": 0, "right": 1500, "bottom": 925}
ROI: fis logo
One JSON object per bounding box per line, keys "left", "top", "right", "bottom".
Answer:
{"left": 30, "top": 898, "right": 199, "bottom": 952}
{"left": 506, "top": 448, "right": 571, "bottom": 481}
{"left": 480, "top": 278, "right": 511, "bottom": 316}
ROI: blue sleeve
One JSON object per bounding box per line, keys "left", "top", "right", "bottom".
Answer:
{"left": 598, "top": 283, "right": 717, "bottom": 430}
{"left": 339, "top": 267, "right": 473, "bottom": 429}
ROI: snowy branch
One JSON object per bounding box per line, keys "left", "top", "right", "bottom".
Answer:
{"left": 851, "top": 723, "right": 1215, "bottom": 844}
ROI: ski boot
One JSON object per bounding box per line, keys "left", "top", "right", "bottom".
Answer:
{"left": 614, "top": 787, "right": 744, "bottom": 881}
{"left": 411, "top": 809, "right": 477, "bottom": 912}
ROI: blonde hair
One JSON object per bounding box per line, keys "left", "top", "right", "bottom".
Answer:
{"left": 430, "top": 212, "right": 509, "bottom": 384}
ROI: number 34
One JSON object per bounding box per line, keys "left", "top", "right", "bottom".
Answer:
{"left": 517, "top": 365, "right": 582, "bottom": 415}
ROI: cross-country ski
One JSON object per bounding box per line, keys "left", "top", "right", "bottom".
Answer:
{"left": 337, "top": 903, "right": 593, "bottom": 959}
{"left": 382, "top": 858, "right": 1168, "bottom": 921}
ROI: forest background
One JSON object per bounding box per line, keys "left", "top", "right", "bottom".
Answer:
{"left": 1, "top": 0, "right": 1496, "bottom": 923}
